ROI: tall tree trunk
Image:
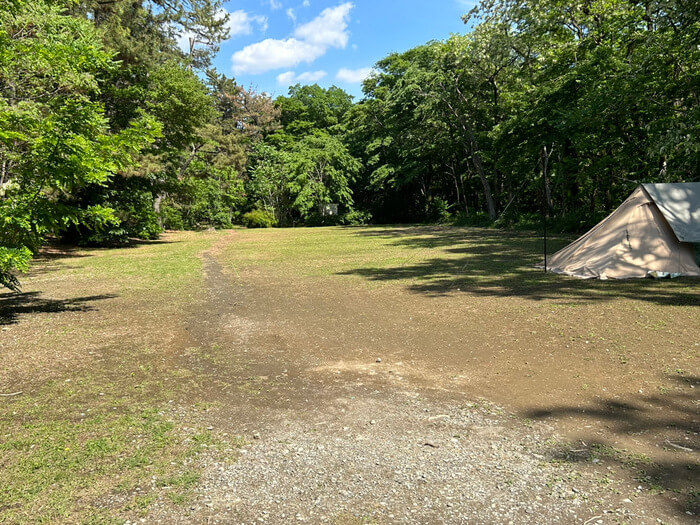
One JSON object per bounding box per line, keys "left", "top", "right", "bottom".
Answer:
{"left": 0, "top": 155, "right": 8, "bottom": 188}
{"left": 470, "top": 148, "right": 497, "bottom": 219}
{"left": 438, "top": 79, "right": 497, "bottom": 219}
{"left": 449, "top": 163, "right": 462, "bottom": 212}
{"left": 154, "top": 193, "right": 164, "bottom": 227}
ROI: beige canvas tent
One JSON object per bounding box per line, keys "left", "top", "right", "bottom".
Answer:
{"left": 544, "top": 183, "right": 700, "bottom": 279}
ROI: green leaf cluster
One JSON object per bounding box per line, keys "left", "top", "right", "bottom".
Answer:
{"left": 0, "top": 0, "right": 158, "bottom": 288}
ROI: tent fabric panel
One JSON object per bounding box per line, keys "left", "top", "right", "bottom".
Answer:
{"left": 544, "top": 185, "right": 700, "bottom": 279}
{"left": 642, "top": 183, "right": 700, "bottom": 243}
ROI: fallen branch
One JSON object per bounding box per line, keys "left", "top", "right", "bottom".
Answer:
{"left": 0, "top": 391, "right": 23, "bottom": 397}
{"left": 664, "top": 440, "right": 693, "bottom": 452}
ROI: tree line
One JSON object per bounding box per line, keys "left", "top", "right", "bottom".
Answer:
{"left": 1, "top": 0, "right": 697, "bottom": 289}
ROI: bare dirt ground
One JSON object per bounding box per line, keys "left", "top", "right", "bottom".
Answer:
{"left": 1, "top": 227, "right": 698, "bottom": 524}
{"left": 158, "top": 228, "right": 697, "bottom": 524}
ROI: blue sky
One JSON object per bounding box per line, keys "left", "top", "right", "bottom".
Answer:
{"left": 184, "top": 1, "right": 477, "bottom": 100}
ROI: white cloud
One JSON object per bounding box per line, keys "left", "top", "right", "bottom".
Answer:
{"left": 298, "top": 70, "right": 327, "bottom": 82}
{"left": 176, "top": 30, "right": 193, "bottom": 52}
{"left": 276, "top": 71, "right": 297, "bottom": 86}
{"left": 233, "top": 38, "right": 325, "bottom": 74}
{"left": 232, "top": 2, "right": 355, "bottom": 75}
{"left": 293, "top": 2, "right": 353, "bottom": 48}
{"left": 286, "top": 7, "right": 296, "bottom": 23}
{"left": 176, "top": 9, "right": 267, "bottom": 51}
{"left": 303, "top": 0, "right": 310, "bottom": 6}
{"left": 276, "top": 70, "right": 327, "bottom": 85}
{"left": 268, "top": 0, "right": 283, "bottom": 9}
{"left": 226, "top": 10, "right": 268, "bottom": 38}
{"left": 336, "top": 67, "right": 374, "bottom": 83}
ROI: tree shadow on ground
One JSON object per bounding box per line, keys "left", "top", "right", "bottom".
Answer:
{"left": 340, "top": 226, "right": 700, "bottom": 306}
{"left": 40, "top": 237, "right": 176, "bottom": 256}
{"left": 0, "top": 292, "right": 117, "bottom": 325}
{"left": 525, "top": 374, "right": 699, "bottom": 515}
{"left": 27, "top": 245, "right": 91, "bottom": 277}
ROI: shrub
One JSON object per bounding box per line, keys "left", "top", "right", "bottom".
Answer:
{"left": 160, "top": 205, "right": 185, "bottom": 230}
{"left": 339, "top": 210, "right": 373, "bottom": 225}
{"left": 305, "top": 212, "right": 337, "bottom": 226}
{"left": 242, "top": 209, "right": 277, "bottom": 228}
{"left": 427, "top": 197, "right": 452, "bottom": 223}
{"left": 453, "top": 211, "right": 494, "bottom": 227}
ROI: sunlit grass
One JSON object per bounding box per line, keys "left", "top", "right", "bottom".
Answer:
{"left": 0, "top": 230, "right": 239, "bottom": 523}
{"left": 217, "top": 225, "right": 697, "bottom": 303}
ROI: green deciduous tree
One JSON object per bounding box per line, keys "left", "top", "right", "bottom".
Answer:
{"left": 0, "top": 0, "right": 159, "bottom": 289}
{"left": 276, "top": 84, "right": 354, "bottom": 135}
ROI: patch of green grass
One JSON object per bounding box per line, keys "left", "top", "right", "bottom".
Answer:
{"left": 167, "top": 492, "right": 187, "bottom": 505}
{"left": 0, "top": 231, "right": 243, "bottom": 523}
{"left": 131, "top": 493, "right": 158, "bottom": 511}
{"left": 596, "top": 476, "right": 613, "bottom": 486}
{"left": 76, "top": 233, "right": 218, "bottom": 292}
{"left": 158, "top": 471, "right": 201, "bottom": 489}
{"left": 0, "top": 378, "right": 223, "bottom": 523}
{"left": 589, "top": 444, "right": 653, "bottom": 468}
{"left": 332, "top": 513, "right": 380, "bottom": 525}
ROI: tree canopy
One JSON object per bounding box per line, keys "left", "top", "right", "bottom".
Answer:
{"left": 1, "top": 0, "right": 698, "bottom": 289}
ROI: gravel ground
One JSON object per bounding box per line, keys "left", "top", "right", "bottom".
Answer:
{"left": 146, "top": 387, "right": 672, "bottom": 524}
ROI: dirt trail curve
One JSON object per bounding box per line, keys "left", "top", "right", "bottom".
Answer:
{"left": 150, "top": 233, "right": 694, "bottom": 524}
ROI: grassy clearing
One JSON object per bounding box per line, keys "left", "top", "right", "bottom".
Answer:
{"left": 1, "top": 226, "right": 697, "bottom": 522}
{"left": 0, "top": 385, "right": 211, "bottom": 523}
{"left": 215, "top": 224, "right": 698, "bottom": 401}
{"left": 218, "top": 225, "right": 699, "bottom": 303}
{"left": 0, "top": 231, "right": 242, "bottom": 523}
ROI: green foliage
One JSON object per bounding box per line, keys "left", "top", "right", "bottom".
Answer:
{"left": 160, "top": 204, "right": 186, "bottom": 230}
{"left": 245, "top": 131, "right": 360, "bottom": 226}
{"left": 246, "top": 85, "right": 360, "bottom": 227}
{"left": 147, "top": 62, "right": 216, "bottom": 153}
{"left": 162, "top": 168, "right": 245, "bottom": 230}
{"left": 288, "top": 131, "right": 359, "bottom": 218}
{"left": 428, "top": 197, "right": 453, "bottom": 223}
{"left": 0, "top": 246, "right": 31, "bottom": 291}
{"left": 246, "top": 142, "right": 293, "bottom": 225}
{"left": 276, "top": 84, "right": 354, "bottom": 134}
{"left": 241, "top": 209, "right": 277, "bottom": 228}
{"left": 306, "top": 209, "right": 373, "bottom": 227}
{"left": 0, "top": 0, "right": 158, "bottom": 289}
{"left": 63, "top": 175, "right": 162, "bottom": 245}
{"left": 346, "top": 0, "right": 699, "bottom": 225}
{"left": 339, "top": 209, "right": 373, "bottom": 226}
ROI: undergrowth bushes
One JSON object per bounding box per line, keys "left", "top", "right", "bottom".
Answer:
{"left": 241, "top": 209, "right": 277, "bottom": 228}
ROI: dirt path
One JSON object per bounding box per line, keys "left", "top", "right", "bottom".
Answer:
{"left": 149, "top": 233, "right": 697, "bottom": 524}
